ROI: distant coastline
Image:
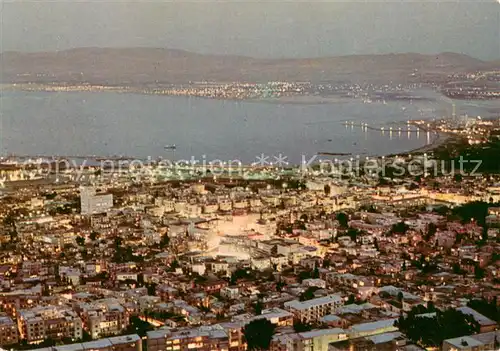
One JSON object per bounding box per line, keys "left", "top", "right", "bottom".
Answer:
{"left": 0, "top": 83, "right": 383, "bottom": 105}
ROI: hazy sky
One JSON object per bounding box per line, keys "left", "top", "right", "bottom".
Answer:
{"left": 1, "top": 0, "right": 499, "bottom": 60}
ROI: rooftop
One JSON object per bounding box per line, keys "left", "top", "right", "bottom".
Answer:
{"left": 456, "top": 306, "right": 497, "bottom": 326}
{"left": 284, "top": 294, "right": 342, "bottom": 311}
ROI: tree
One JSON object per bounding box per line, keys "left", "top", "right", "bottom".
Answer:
{"left": 481, "top": 226, "right": 488, "bottom": 243}
{"left": 324, "top": 184, "right": 331, "bottom": 196}
{"left": 243, "top": 319, "right": 276, "bottom": 350}
{"left": 452, "top": 201, "right": 490, "bottom": 227}
{"left": 253, "top": 300, "right": 264, "bottom": 315}
{"left": 146, "top": 283, "right": 157, "bottom": 296}
{"left": 312, "top": 266, "right": 319, "bottom": 279}
{"left": 346, "top": 227, "right": 361, "bottom": 242}
{"left": 89, "top": 231, "right": 99, "bottom": 241}
{"left": 293, "top": 320, "right": 313, "bottom": 332}
{"left": 125, "top": 316, "right": 154, "bottom": 337}
{"left": 230, "top": 268, "right": 254, "bottom": 284}
{"left": 467, "top": 299, "right": 500, "bottom": 323}
{"left": 170, "top": 259, "right": 180, "bottom": 271}
{"left": 276, "top": 280, "right": 286, "bottom": 292}
{"left": 474, "top": 264, "right": 485, "bottom": 280}
{"left": 270, "top": 245, "right": 278, "bottom": 256}
{"left": 160, "top": 233, "right": 170, "bottom": 249}
{"left": 425, "top": 223, "right": 437, "bottom": 241}
{"left": 336, "top": 212, "right": 349, "bottom": 228}
{"left": 397, "top": 291, "right": 404, "bottom": 302}
{"left": 346, "top": 294, "right": 356, "bottom": 304}
{"left": 395, "top": 306, "right": 480, "bottom": 348}
{"left": 389, "top": 221, "right": 410, "bottom": 235}
{"left": 300, "top": 287, "right": 319, "bottom": 301}
{"left": 76, "top": 236, "right": 85, "bottom": 246}
{"left": 452, "top": 263, "right": 464, "bottom": 275}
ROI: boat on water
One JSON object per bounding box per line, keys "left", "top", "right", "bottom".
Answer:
{"left": 164, "top": 144, "right": 177, "bottom": 150}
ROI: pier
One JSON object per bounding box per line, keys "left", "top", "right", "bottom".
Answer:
{"left": 342, "top": 121, "right": 435, "bottom": 134}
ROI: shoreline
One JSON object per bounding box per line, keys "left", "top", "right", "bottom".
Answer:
{"left": 0, "top": 83, "right": 437, "bottom": 106}
{"left": 0, "top": 84, "right": 365, "bottom": 105}
{"left": 392, "top": 132, "right": 460, "bottom": 157}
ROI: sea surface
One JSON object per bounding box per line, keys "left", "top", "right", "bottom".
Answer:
{"left": 0, "top": 90, "right": 497, "bottom": 164}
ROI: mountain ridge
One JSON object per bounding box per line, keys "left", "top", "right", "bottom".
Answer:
{"left": 1, "top": 47, "right": 498, "bottom": 85}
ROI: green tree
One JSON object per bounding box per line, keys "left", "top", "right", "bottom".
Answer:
{"left": 89, "top": 231, "right": 99, "bottom": 241}
{"left": 336, "top": 212, "right": 349, "bottom": 228}
{"left": 300, "top": 287, "right": 319, "bottom": 301}
{"left": 389, "top": 221, "right": 409, "bottom": 235}
{"left": 481, "top": 226, "right": 488, "bottom": 243}
{"left": 346, "top": 294, "right": 356, "bottom": 304}
{"left": 425, "top": 223, "right": 437, "bottom": 241}
{"left": 452, "top": 263, "right": 464, "bottom": 275}
{"left": 243, "top": 319, "right": 276, "bottom": 351}
{"left": 160, "top": 232, "right": 170, "bottom": 248}
{"left": 293, "top": 320, "right": 313, "bottom": 333}
{"left": 452, "top": 201, "right": 491, "bottom": 227}
{"left": 126, "top": 316, "right": 154, "bottom": 337}
{"left": 395, "top": 306, "right": 480, "bottom": 347}
{"left": 312, "top": 266, "right": 319, "bottom": 279}
{"left": 253, "top": 300, "right": 264, "bottom": 315}
{"left": 346, "top": 227, "right": 361, "bottom": 241}
{"left": 75, "top": 236, "right": 85, "bottom": 246}
{"left": 467, "top": 299, "right": 499, "bottom": 323}
{"left": 474, "top": 265, "right": 486, "bottom": 280}
{"left": 276, "top": 280, "right": 286, "bottom": 292}
{"left": 397, "top": 291, "right": 404, "bottom": 302}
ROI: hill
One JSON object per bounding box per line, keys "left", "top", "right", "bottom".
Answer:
{"left": 1, "top": 48, "right": 497, "bottom": 85}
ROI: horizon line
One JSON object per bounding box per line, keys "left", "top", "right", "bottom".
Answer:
{"left": 1, "top": 46, "right": 498, "bottom": 63}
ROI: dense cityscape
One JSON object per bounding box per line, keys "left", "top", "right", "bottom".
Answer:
{"left": 1, "top": 1, "right": 500, "bottom": 351}
{"left": 6, "top": 74, "right": 500, "bottom": 102}
{"left": 0, "top": 112, "right": 499, "bottom": 351}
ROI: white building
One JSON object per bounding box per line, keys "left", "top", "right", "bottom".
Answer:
{"left": 80, "top": 187, "right": 113, "bottom": 215}
{"left": 284, "top": 294, "right": 344, "bottom": 323}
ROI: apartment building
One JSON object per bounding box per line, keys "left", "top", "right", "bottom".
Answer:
{"left": 80, "top": 187, "right": 113, "bottom": 215}
{"left": 251, "top": 308, "right": 294, "bottom": 327}
{"left": 74, "top": 299, "right": 129, "bottom": 339}
{"left": 28, "top": 334, "right": 142, "bottom": 351}
{"left": 442, "top": 331, "right": 500, "bottom": 351}
{"left": 284, "top": 294, "right": 344, "bottom": 323}
{"left": 0, "top": 316, "right": 18, "bottom": 346}
{"left": 271, "top": 328, "right": 348, "bottom": 351}
{"left": 17, "top": 306, "right": 83, "bottom": 344}
{"left": 147, "top": 325, "right": 230, "bottom": 351}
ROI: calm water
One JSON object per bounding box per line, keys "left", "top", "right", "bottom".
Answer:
{"left": 0, "top": 90, "right": 497, "bottom": 164}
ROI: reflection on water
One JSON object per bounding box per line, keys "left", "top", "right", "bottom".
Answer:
{"left": 1, "top": 90, "right": 497, "bottom": 163}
